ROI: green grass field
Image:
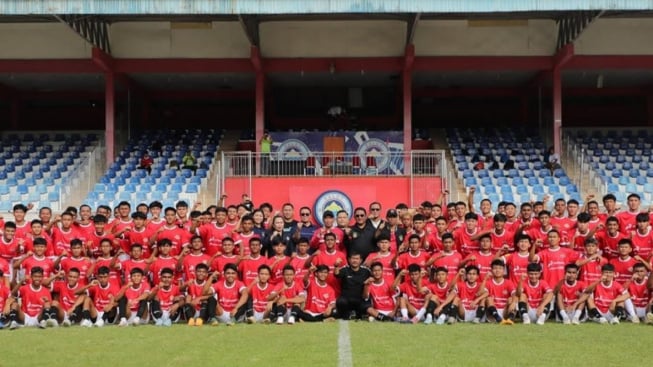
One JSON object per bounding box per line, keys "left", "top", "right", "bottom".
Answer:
{"left": 2, "top": 322, "right": 650, "bottom": 367}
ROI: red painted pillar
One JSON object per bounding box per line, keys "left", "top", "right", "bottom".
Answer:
{"left": 552, "top": 68, "right": 562, "bottom": 156}
{"left": 403, "top": 45, "right": 415, "bottom": 174}
{"left": 255, "top": 72, "right": 265, "bottom": 175}
{"left": 105, "top": 72, "right": 115, "bottom": 165}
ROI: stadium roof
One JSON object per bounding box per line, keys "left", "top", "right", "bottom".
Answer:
{"left": 0, "top": 0, "right": 652, "bottom": 16}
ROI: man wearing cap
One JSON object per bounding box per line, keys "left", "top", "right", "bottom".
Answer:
{"left": 374, "top": 209, "right": 406, "bottom": 255}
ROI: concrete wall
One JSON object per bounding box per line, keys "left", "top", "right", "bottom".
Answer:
{"left": 110, "top": 21, "right": 250, "bottom": 58}
{"left": 0, "top": 23, "right": 91, "bottom": 59}
{"left": 260, "top": 20, "right": 406, "bottom": 57}
{"left": 576, "top": 18, "right": 653, "bottom": 55}
{"left": 414, "top": 20, "right": 557, "bottom": 56}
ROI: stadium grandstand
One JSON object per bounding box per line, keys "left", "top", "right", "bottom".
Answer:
{"left": 3, "top": 0, "right": 653, "bottom": 344}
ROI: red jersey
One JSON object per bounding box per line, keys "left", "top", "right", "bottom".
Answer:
{"left": 124, "top": 227, "right": 155, "bottom": 258}
{"left": 485, "top": 278, "right": 516, "bottom": 309}
{"left": 504, "top": 252, "right": 531, "bottom": 284}
{"left": 550, "top": 216, "right": 577, "bottom": 234}
{"left": 155, "top": 284, "right": 182, "bottom": 311}
{"left": 250, "top": 282, "right": 274, "bottom": 312}
{"left": 88, "top": 282, "right": 121, "bottom": 311}
{"left": 454, "top": 281, "right": 482, "bottom": 310}
{"left": 593, "top": 281, "right": 626, "bottom": 313}
{"left": 366, "top": 252, "right": 395, "bottom": 284}
{"left": 86, "top": 231, "right": 115, "bottom": 258}
{"left": 616, "top": 211, "right": 640, "bottom": 234}
{"left": 0, "top": 284, "right": 10, "bottom": 311}
{"left": 396, "top": 251, "right": 430, "bottom": 271}
{"left": 628, "top": 279, "right": 650, "bottom": 308}
{"left": 19, "top": 284, "right": 52, "bottom": 317}
{"left": 53, "top": 281, "right": 84, "bottom": 310}
{"left": 311, "top": 249, "right": 347, "bottom": 295}
{"left": 211, "top": 279, "right": 246, "bottom": 312}
{"left": 579, "top": 255, "right": 608, "bottom": 283}
{"left": 570, "top": 230, "right": 593, "bottom": 252}
{"left": 21, "top": 255, "right": 55, "bottom": 279}
{"left": 210, "top": 254, "right": 239, "bottom": 274}
{"left": 595, "top": 230, "right": 628, "bottom": 260}
{"left": 447, "top": 219, "right": 464, "bottom": 232}
{"left": 454, "top": 228, "right": 480, "bottom": 257}
{"left": 146, "top": 219, "right": 166, "bottom": 232}
{"left": 181, "top": 253, "right": 211, "bottom": 281}
{"left": 463, "top": 251, "right": 494, "bottom": 278}
{"left": 0, "top": 257, "right": 11, "bottom": 281}
{"left": 112, "top": 219, "right": 134, "bottom": 253}
{"left": 23, "top": 233, "right": 54, "bottom": 257}
{"left": 266, "top": 255, "right": 290, "bottom": 285}
{"left": 52, "top": 227, "right": 81, "bottom": 256}
{"left": 558, "top": 280, "right": 586, "bottom": 307}
{"left": 273, "top": 281, "right": 306, "bottom": 308}
{"left": 305, "top": 279, "right": 337, "bottom": 315}
{"left": 631, "top": 229, "right": 653, "bottom": 259}
{"left": 149, "top": 256, "right": 179, "bottom": 285}
{"left": 120, "top": 258, "right": 148, "bottom": 283}
{"left": 522, "top": 280, "right": 552, "bottom": 308}
{"left": 366, "top": 279, "right": 396, "bottom": 313}
{"left": 238, "top": 255, "right": 268, "bottom": 286}
{"left": 587, "top": 218, "right": 603, "bottom": 232}
{"left": 186, "top": 279, "right": 207, "bottom": 310}
{"left": 197, "top": 223, "right": 233, "bottom": 256}
{"left": 535, "top": 247, "right": 578, "bottom": 286}
{"left": 289, "top": 254, "right": 310, "bottom": 283}
{"left": 233, "top": 232, "right": 260, "bottom": 256}
{"left": 60, "top": 257, "right": 92, "bottom": 285}
{"left": 426, "top": 281, "right": 450, "bottom": 303}
{"left": 0, "top": 236, "right": 20, "bottom": 262}
{"left": 491, "top": 229, "right": 515, "bottom": 253}
{"left": 431, "top": 251, "right": 463, "bottom": 281}
{"left": 609, "top": 256, "right": 638, "bottom": 284}
{"left": 74, "top": 222, "right": 94, "bottom": 243}
{"left": 93, "top": 257, "right": 122, "bottom": 285}
{"left": 156, "top": 225, "right": 191, "bottom": 256}
{"left": 310, "top": 227, "right": 345, "bottom": 252}
{"left": 124, "top": 282, "right": 150, "bottom": 311}
{"left": 399, "top": 281, "right": 427, "bottom": 309}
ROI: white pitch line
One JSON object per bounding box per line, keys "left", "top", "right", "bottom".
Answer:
{"left": 338, "top": 320, "right": 353, "bottom": 367}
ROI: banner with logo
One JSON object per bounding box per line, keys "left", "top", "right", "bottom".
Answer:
{"left": 271, "top": 131, "right": 404, "bottom": 175}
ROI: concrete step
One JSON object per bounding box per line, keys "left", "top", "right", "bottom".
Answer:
{"left": 198, "top": 129, "right": 242, "bottom": 206}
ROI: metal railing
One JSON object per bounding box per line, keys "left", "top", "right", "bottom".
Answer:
{"left": 562, "top": 132, "right": 605, "bottom": 199}
{"left": 221, "top": 150, "right": 445, "bottom": 178}
{"left": 60, "top": 141, "right": 105, "bottom": 208}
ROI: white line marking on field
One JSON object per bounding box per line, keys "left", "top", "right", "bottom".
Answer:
{"left": 338, "top": 320, "right": 353, "bottom": 367}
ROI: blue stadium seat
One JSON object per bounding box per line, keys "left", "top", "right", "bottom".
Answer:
{"left": 185, "top": 184, "right": 199, "bottom": 193}
{"left": 625, "top": 183, "right": 638, "bottom": 194}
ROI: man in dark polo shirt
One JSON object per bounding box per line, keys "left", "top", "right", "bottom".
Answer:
{"left": 344, "top": 207, "right": 376, "bottom": 260}
{"left": 334, "top": 252, "right": 371, "bottom": 319}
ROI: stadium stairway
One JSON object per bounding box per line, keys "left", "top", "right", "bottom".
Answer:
{"left": 430, "top": 128, "right": 466, "bottom": 203}
{"left": 197, "top": 129, "right": 241, "bottom": 205}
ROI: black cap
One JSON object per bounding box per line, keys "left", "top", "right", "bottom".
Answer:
{"left": 386, "top": 209, "right": 398, "bottom": 218}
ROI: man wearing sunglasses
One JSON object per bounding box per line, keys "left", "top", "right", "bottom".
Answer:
{"left": 344, "top": 207, "right": 377, "bottom": 260}
{"left": 367, "top": 202, "right": 385, "bottom": 229}
{"left": 293, "top": 207, "right": 318, "bottom": 247}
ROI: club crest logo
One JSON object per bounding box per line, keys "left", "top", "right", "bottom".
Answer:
{"left": 314, "top": 191, "right": 353, "bottom": 226}
{"left": 276, "top": 139, "right": 310, "bottom": 161}
{"left": 357, "top": 138, "right": 390, "bottom": 171}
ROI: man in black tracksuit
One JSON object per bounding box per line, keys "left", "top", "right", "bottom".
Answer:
{"left": 334, "top": 252, "right": 371, "bottom": 319}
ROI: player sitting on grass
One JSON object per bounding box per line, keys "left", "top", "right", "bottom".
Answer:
{"left": 76, "top": 266, "right": 121, "bottom": 327}
{"left": 554, "top": 263, "right": 588, "bottom": 325}
{"left": 51, "top": 267, "right": 87, "bottom": 327}
{"left": 444, "top": 266, "right": 488, "bottom": 323}
{"left": 7, "top": 266, "right": 56, "bottom": 329}
{"left": 585, "top": 263, "right": 631, "bottom": 324}
{"left": 425, "top": 266, "right": 455, "bottom": 325}
{"left": 150, "top": 267, "right": 184, "bottom": 327}
{"left": 205, "top": 263, "right": 248, "bottom": 326}
{"left": 115, "top": 268, "right": 150, "bottom": 326}
{"left": 622, "top": 262, "right": 650, "bottom": 323}
{"left": 246, "top": 264, "right": 274, "bottom": 324}
{"left": 516, "top": 263, "right": 553, "bottom": 325}
{"left": 397, "top": 264, "right": 429, "bottom": 323}
{"left": 298, "top": 264, "right": 337, "bottom": 322}
{"left": 483, "top": 259, "right": 517, "bottom": 325}
{"left": 0, "top": 270, "right": 10, "bottom": 328}
{"left": 182, "top": 263, "right": 212, "bottom": 326}
{"left": 363, "top": 261, "right": 400, "bottom": 322}
{"left": 270, "top": 265, "right": 306, "bottom": 325}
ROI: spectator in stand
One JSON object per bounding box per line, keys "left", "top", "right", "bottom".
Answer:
{"left": 544, "top": 146, "right": 561, "bottom": 174}
{"left": 259, "top": 131, "right": 272, "bottom": 175}
{"left": 181, "top": 151, "right": 197, "bottom": 175}
{"left": 137, "top": 152, "right": 154, "bottom": 175}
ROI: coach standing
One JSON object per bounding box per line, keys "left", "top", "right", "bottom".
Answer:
{"left": 344, "top": 207, "right": 376, "bottom": 260}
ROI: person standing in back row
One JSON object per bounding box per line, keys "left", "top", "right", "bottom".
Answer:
{"left": 260, "top": 131, "right": 272, "bottom": 175}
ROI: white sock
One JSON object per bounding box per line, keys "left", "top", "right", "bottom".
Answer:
{"left": 559, "top": 310, "right": 569, "bottom": 321}
{"left": 573, "top": 310, "right": 582, "bottom": 320}
{"left": 625, "top": 299, "right": 637, "bottom": 318}
{"left": 537, "top": 314, "right": 546, "bottom": 323}
{"left": 415, "top": 308, "right": 426, "bottom": 320}
{"left": 400, "top": 308, "right": 408, "bottom": 318}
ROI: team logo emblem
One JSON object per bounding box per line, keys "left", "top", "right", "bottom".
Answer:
{"left": 357, "top": 138, "right": 390, "bottom": 171}
{"left": 314, "top": 191, "right": 353, "bottom": 226}
{"left": 277, "top": 139, "right": 310, "bottom": 161}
